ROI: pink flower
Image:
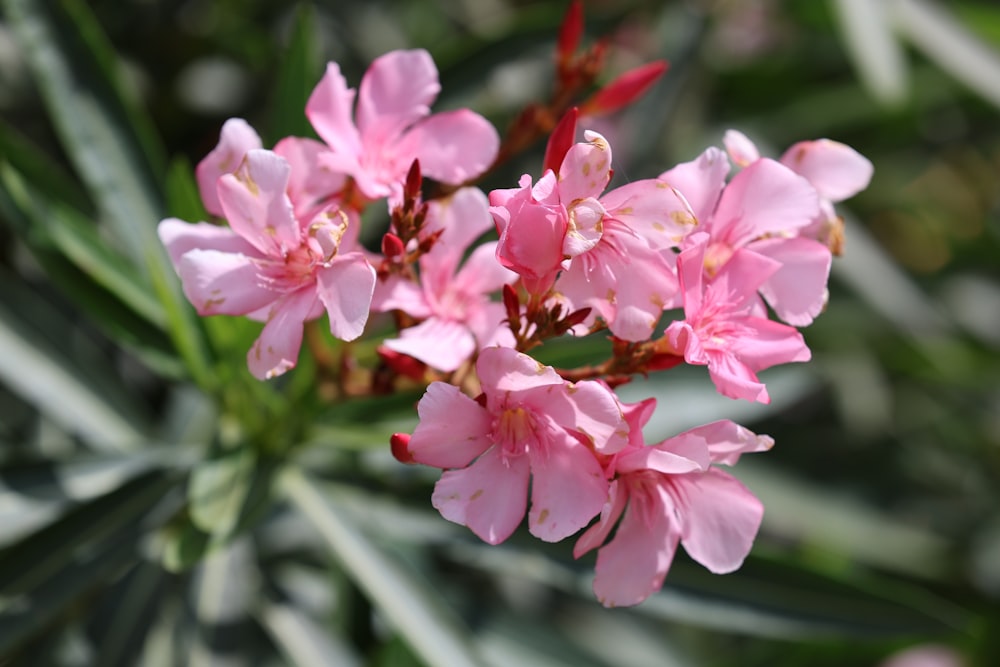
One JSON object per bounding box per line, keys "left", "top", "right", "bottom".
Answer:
{"left": 375, "top": 187, "right": 517, "bottom": 371}
{"left": 491, "top": 131, "right": 691, "bottom": 336}
{"left": 724, "top": 128, "right": 873, "bottom": 256}
{"left": 575, "top": 400, "right": 771, "bottom": 607}
{"left": 195, "top": 118, "right": 345, "bottom": 222}
{"left": 662, "top": 149, "right": 828, "bottom": 326}
{"left": 663, "top": 236, "right": 811, "bottom": 403}
{"left": 159, "top": 148, "right": 376, "bottom": 380}
{"left": 306, "top": 49, "right": 500, "bottom": 201}
{"left": 405, "top": 347, "right": 628, "bottom": 544}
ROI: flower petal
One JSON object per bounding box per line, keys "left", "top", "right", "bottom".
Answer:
{"left": 658, "top": 146, "right": 730, "bottom": 225}
{"left": 217, "top": 149, "right": 299, "bottom": 256}
{"left": 409, "top": 382, "right": 493, "bottom": 468}
{"left": 673, "top": 469, "right": 764, "bottom": 573}
{"left": 315, "top": 252, "right": 376, "bottom": 341}
{"left": 558, "top": 131, "right": 612, "bottom": 203}
{"left": 382, "top": 317, "right": 477, "bottom": 372}
{"left": 405, "top": 109, "right": 500, "bottom": 185}
{"left": 158, "top": 218, "right": 260, "bottom": 267}
{"left": 601, "top": 178, "right": 697, "bottom": 249}
{"left": 247, "top": 288, "right": 318, "bottom": 380}
{"left": 432, "top": 447, "right": 530, "bottom": 545}
{"left": 573, "top": 479, "right": 627, "bottom": 557}
{"left": 527, "top": 431, "right": 609, "bottom": 542}
{"left": 274, "top": 136, "right": 346, "bottom": 220}
{"left": 751, "top": 236, "right": 832, "bottom": 326}
{"left": 306, "top": 62, "right": 363, "bottom": 158}
{"left": 356, "top": 49, "right": 440, "bottom": 148}
{"left": 711, "top": 158, "right": 820, "bottom": 246}
{"left": 196, "top": 118, "right": 263, "bottom": 218}
{"left": 476, "top": 347, "right": 563, "bottom": 397}
{"left": 592, "top": 485, "right": 680, "bottom": 607}
{"left": 780, "top": 139, "right": 873, "bottom": 202}
{"left": 177, "top": 249, "right": 275, "bottom": 316}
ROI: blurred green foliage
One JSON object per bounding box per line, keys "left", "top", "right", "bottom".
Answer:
{"left": 0, "top": 0, "right": 998, "bottom": 665}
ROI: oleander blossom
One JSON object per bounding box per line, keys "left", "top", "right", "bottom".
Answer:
{"left": 490, "top": 130, "right": 693, "bottom": 338}
{"left": 306, "top": 48, "right": 500, "bottom": 201}
{"left": 159, "top": 148, "right": 376, "bottom": 379}
{"left": 575, "top": 398, "right": 771, "bottom": 607}
{"left": 404, "top": 347, "right": 628, "bottom": 544}
{"left": 375, "top": 187, "right": 517, "bottom": 371}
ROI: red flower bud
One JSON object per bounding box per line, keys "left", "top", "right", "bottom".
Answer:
{"left": 404, "top": 159, "right": 422, "bottom": 202}
{"left": 381, "top": 232, "right": 405, "bottom": 259}
{"left": 557, "top": 0, "right": 584, "bottom": 65}
{"left": 543, "top": 107, "right": 579, "bottom": 174}
{"left": 390, "top": 433, "right": 414, "bottom": 464}
{"left": 581, "top": 60, "right": 668, "bottom": 116}
{"left": 378, "top": 346, "right": 427, "bottom": 382}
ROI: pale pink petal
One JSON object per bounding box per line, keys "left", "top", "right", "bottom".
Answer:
{"left": 177, "top": 249, "right": 275, "bottom": 316}
{"left": 274, "top": 136, "right": 346, "bottom": 220}
{"left": 423, "top": 187, "right": 494, "bottom": 264}
{"left": 751, "top": 236, "right": 832, "bottom": 326}
{"left": 383, "top": 317, "right": 477, "bottom": 372}
{"left": 477, "top": 347, "right": 563, "bottom": 397}
{"left": 432, "top": 447, "right": 530, "bottom": 545}
{"left": 706, "top": 246, "right": 782, "bottom": 306}
{"left": 616, "top": 439, "right": 708, "bottom": 475}
{"left": 217, "top": 149, "right": 299, "bottom": 256}
{"left": 591, "top": 485, "right": 680, "bottom": 607}
{"left": 196, "top": 118, "right": 263, "bottom": 217}
{"left": 604, "top": 230, "right": 678, "bottom": 341}
{"left": 538, "top": 379, "right": 628, "bottom": 454}
{"left": 573, "top": 479, "right": 627, "bottom": 557}
{"left": 780, "top": 139, "right": 873, "bottom": 202}
{"left": 723, "top": 129, "right": 760, "bottom": 168}
{"left": 466, "top": 302, "right": 515, "bottom": 351}
{"left": 409, "top": 382, "right": 492, "bottom": 468}
{"left": 247, "top": 288, "right": 318, "bottom": 380}
{"left": 158, "top": 218, "right": 260, "bottom": 266}
{"left": 356, "top": 49, "right": 439, "bottom": 147}
{"left": 406, "top": 110, "right": 500, "bottom": 185}
{"left": 527, "top": 431, "right": 608, "bottom": 542}
{"left": 451, "top": 241, "right": 518, "bottom": 296}
{"left": 305, "top": 62, "right": 363, "bottom": 158}
{"left": 558, "top": 131, "right": 612, "bottom": 203}
{"left": 601, "top": 178, "right": 698, "bottom": 249}
{"left": 371, "top": 274, "right": 432, "bottom": 317}
{"left": 658, "top": 147, "right": 729, "bottom": 224}
{"left": 711, "top": 158, "right": 820, "bottom": 246}
{"left": 672, "top": 469, "right": 763, "bottom": 573}
{"left": 314, "top": 253, "right": 376, "bottom": 341}
{"left": 680, "top": 420, "right": 774, "bottom": 466}
{"left": 562, "top": 197, "right": 606, "bottom": 257}
{"left": 725, "top": 316, "right": 811, "bottom": 370}
{"left": 705, "top": 350, "right": 769, "bottom": 403}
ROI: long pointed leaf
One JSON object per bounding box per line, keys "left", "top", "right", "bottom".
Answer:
{"left": 281, "top": 468, "right": 488, "bottom": 667}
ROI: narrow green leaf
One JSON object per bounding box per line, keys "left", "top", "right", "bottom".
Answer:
{"left": 281, "top": 468, "right": 488, "bottom": 667}
{"left": 257, "top": 596, "right": 364, "bottom": 667}
{"left": 0, "top": 469, "right": 180, "bottom": 655}
{"left": 2, "top": 0, "right": 215, "bottom": 389}
{"left": 0, "top": 285, "right": 148, "bottom": 450}
{"left": 271, "top": 3, "right": 323, "bottom": 140}
{"left": 160, "top": 520, "right": 213, "bottom": 574}
{"left": 0, "top": 117, "right": 90, "bottom": 213}
{"left": 188, "top": 447, "right": 255, "bottom": 538}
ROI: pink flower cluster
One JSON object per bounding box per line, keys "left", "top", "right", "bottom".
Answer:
{"left": 160, "top": 46, "right": 872, "bottom": 606}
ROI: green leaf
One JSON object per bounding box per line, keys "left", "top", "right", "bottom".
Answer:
{"left": 2, "top": 0, "right": 215, "bottom": 389}
{"left": 270, "top": 3, "right": 323, "bottom": 140}
{"left": 281, "top": 468, "right": 489, "bottom": 667}
{"left": 257, "top": 595, "right": 364, "bottom": 667}
{"left": 0, "top": 468, "right": 180, "bottom": 655}
{"left": 0, "top": 117, "right": 90, "bottom": 213}
{"left": 0, "top": 279, "right": 150, "bottom": 450}
{"left": 160, "top": 519, "right": 213, "bottom": 574}
{"left": 187, "top": 447, "right": 255, "bottom": 538}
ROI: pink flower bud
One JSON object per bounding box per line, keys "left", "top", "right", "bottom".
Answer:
{"left": 581, "top": 60, "right": 668, "bottom": 116}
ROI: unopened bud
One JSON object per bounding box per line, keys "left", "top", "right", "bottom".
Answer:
{"left": 543, "top": 107, "right": 579, "bottom": 174}
{"left": 582, "top": 60, "right": 669, "bottom": 116}
{"left": 557, "top": 0, "right": 584, "bottom": 65}
{"left": 382, "top": 232, "right": 405, "bottom": 259}
{"left": 390, "top": 433, "right": 414, "bottom": 464}
{"left": 404, "top": 159, "right": 422, "bottom": 202}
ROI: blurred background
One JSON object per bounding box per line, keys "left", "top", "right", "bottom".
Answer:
{"left": 0, "top": 0, "right": 998, "bottom": 665}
